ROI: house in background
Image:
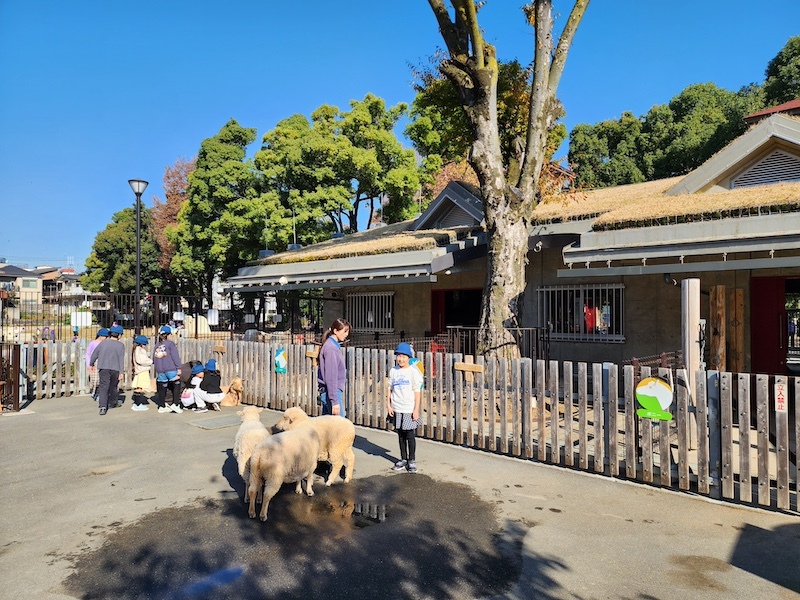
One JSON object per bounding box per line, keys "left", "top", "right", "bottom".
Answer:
{"left": 0, "top": 263, "right": 43, "bottom": 316}
{"left": 227, "top": 109, "right": 800, "bottom": 375}
{"left": 31, "top": 265, "right": 85, "bottom": 302}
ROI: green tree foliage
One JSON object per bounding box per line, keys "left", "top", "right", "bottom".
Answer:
{"left": 567, "top": 36, "right": 800, "bottom": 188}
{"left": 81, "top": 206, "right": 167, "bottom": 294}
{"left": 168, "top": 119, "right": 259, "bottom": 303}
{"left": 763, "top": 36, "right": 800, "bottom": 106}
{"left": 254, "top": 93, "right": 421, "bottom": 242}
{"left": 569, "top": 111, "right": 645, "bottom": 188}
{"left": 570, "top": 83, "right": 764, "bottom": 188}
{"left": 406, "top": 60, "right": 567, "bottom": 190}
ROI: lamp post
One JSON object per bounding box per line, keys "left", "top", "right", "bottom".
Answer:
{"left": 128, "top": 179, "right": 148, "bottom": 335}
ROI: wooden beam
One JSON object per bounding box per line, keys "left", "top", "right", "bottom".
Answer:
{"left": 710, "top": 284, "right": 726, "bottom": 371}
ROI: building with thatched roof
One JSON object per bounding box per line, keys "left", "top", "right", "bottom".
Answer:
{"left": 227, "top": 111, "right": 800, "bottom": 374}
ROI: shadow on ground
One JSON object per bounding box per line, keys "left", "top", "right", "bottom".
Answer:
{"left": 58, "top": 474, "right": 571, "bottom": 599}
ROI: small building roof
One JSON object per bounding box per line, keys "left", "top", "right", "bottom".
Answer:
{"left": 743, "top": 98, "right": 800, "bottom": 125}
{"left": 0, "top": 264, "right": 40, "bottom": 279}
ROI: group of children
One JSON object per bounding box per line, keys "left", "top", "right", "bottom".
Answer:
{"left": 131, "top": 325, "right": 225, "bottom": 413}
{"left": 87, "top": 324, "right": 224, "bottom": 414}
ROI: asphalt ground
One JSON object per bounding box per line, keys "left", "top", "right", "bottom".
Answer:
{"left": 1, "top": 394, "right": 799, "bottom": 600}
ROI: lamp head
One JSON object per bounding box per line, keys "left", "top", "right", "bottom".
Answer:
{"left": 128, "top": 179, "right": 148, "bottom": 196}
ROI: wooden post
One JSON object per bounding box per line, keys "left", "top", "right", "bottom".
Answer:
{"left": 709, "top": 285, "right": 726, "bottom": 371}
{"left": 682, "top": 278, "right": 700, "bottom": 449}
{"left": 463, "top": 355, "right": 474, "bottom": 383}
{"left": 727, "top": 288, "right": 744, "bottom": 373}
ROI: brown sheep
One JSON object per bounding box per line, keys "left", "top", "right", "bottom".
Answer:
{"left": 220, "top": 377, "right": 244, "bottom": 406}
{"left": 248, "top": 426, "right": 321, "bottom": 521}
{"left": 275, "top": 406, "right": 355, "bottom": 486}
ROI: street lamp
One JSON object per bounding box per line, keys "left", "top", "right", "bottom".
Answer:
{"left": 128, "top": 179, "right": 148, "bottom": 335}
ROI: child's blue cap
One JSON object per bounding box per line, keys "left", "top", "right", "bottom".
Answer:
{"left": 394, "top": 342, "right": 413, "bottom": 357}
{"left": 191, "top": 364, "right": 205, "bottom": 375}
{"left": 205, "top": 359, "right": 217, "bottom": 372}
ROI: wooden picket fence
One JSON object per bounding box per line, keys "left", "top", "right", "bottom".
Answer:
{"left": 12, "top": 339, "right": 799, "bottom": 513}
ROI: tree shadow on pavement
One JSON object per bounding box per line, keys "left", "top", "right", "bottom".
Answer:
{"left": 60, "top": 474, "right": 573, "bottom": 600}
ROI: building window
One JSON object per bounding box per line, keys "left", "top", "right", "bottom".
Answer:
{"left": 22, "top": 279, "right": 37, "bottom": 289}
{"left": 346, "top": 292, "right": 394, "bottom": 333}
{"left": 537, "top": 283, "right": 624, "bottom": 342}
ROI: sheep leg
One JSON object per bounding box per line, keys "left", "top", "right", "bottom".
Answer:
{"left": 247, "top": 470, "right": 262, "bottom": 518}
{"left": 343, "top": 448, "right": 355, "bottom": 483}
{"left": 242, "top": 461, "right": 251, "bottom": 503}
{"left": 326, "top": 456, "right": 344, "bottom": 486}
{"left": 305, "top": 474, "right": 315, "bottom": 496}
{"left": 259, "top": 478, "right": 282, "bottom": 522}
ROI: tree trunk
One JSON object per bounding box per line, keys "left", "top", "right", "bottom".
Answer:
{"left": 479, "top": 210, "right": 528, "bottom": 358}
{"left": 427, "top": 0, "right": 589, "bottom": 358}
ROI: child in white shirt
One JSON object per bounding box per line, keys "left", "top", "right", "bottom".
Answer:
{"left": 387, "top": 342, "right": 424, "bottom": 473}
{"left": 180, "top": 363, "right": 208, "bottom": 412}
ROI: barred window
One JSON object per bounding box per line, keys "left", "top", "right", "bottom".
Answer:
{"left": 537, "top": 283, "right": 624, "bottom": 342}
{"left": 346, "top": 292, "right": 394, "bottom": 333}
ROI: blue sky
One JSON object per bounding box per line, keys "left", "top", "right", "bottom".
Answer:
{"left": 1, "top": 1, "right": 798, "bottom": 272}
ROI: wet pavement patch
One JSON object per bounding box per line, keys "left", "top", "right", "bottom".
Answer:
{"left": 61, "top": 474, "right": 522, "bottom": 599}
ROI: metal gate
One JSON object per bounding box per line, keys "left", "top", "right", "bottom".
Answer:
{"left": 0, "top": 343, "right": 21, "bottom": 411}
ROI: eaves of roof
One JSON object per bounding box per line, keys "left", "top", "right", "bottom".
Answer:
{"left": 559, "top": 212, "right": 800, "bottom": 278}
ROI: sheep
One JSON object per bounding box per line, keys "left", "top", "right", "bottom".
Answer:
{"left": 232, "top": 406, "right": 270, "bottom": 495}
{"left": 274, "top": 406, "right": 355, "bottom": 486}
{"left": 247, "top": 426, "right": 321, "bottom": 521}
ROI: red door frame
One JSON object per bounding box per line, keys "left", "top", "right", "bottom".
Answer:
{"left": 750, "top": 276, "right": 785, "bottom": 374}
{"left": 431, "top": 290, "right": 446, "bottom": 335}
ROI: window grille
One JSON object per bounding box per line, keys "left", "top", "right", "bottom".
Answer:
{"left": 346, "top": 292, "right": 394, "bottom": 333}
{"left": 537, "top": 283, "right": 624, "bottom": 342}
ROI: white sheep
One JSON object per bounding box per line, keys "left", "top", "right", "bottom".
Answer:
{"left": 248, "top": 426, "right": 321, "bottom": 521}
{"left": 233, "top": 406, "right": 270, "bottom": 495}
{"left": 275, "top": 406, "right": 355, "bottom": 486}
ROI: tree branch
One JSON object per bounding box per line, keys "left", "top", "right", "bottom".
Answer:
{"left": 459, "top": 0, "right": 485, "bottom": 69}
{"left": 427, "top": 0, "right": 468, "bottom": 57}
{"left": 548, "top": 0, "right": 590, "bottom": 95}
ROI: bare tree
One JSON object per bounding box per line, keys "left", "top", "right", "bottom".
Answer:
{"left": 427, "top": 0, "right": 590, "bottom": 357}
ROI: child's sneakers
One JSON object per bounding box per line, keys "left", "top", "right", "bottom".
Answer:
{"left": 406, "top": 462, "right": 418, "bottom": 473}
{"left": 391, "top": 460, "right": 408, "bottom": 472}
{"left": 170, "top": 404, "right": 183, "bottom": 414}
{"left": 157, "top": 406, "right": 172, "bottom": 413}
{"left": 192, "top": 407, "right": 208, "bottom": 413}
